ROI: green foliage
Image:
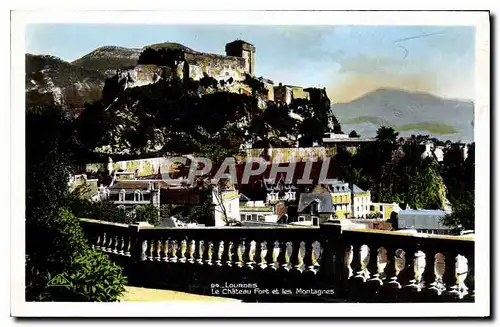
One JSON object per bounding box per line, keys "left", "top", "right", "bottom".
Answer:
{"left": 26, "top": 104, "right": 127, "bottom": 301}
{"left": 25, "top": 208, "right": 127, "bottom": 302}
{"left": 134, "top": 204, "right": 160, "bottom": 225}
{"left": 67, "top": 197, "right": 132, "bottom": 224}
{"left": 348, "top": 130, "right": 360, "bottom": 138}
{"left": 337, "top": 127, "right": 463, "bottom": 214}
{"left": 444, "top": 191, "right": 474, "bottom": 230}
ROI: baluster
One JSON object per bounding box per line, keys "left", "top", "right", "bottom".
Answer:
{"left": 124, "top": 235, "right": 131, "bottom": 257}
{"left": 179, "top": 239, "right": 188, "bottom": 263}
{"left": 205, "top": 241, "right": 214, "bottom": 265}
{"left": 404, "top": 250, "right": 426, "bottom": 292}
{"left": 117, "top": 235, "right": 125, "bottom": 255}
{"left": 384, "top": 248, "right": 402, "bottom": 289}
{"left": 367, "top": 246, "right": 383, "bottom": 287}
{"left": 448, "top": 254, "right": 469, "bottom": 299}
{"left": 428, "top": 253, "right": 446, "bottom": 295}
{"left": 357, "top": 244, "right": 371, "bottom": 282}
{"left": 187, "top": 239, "right": 196, "bottom": 264}
{"left": 112, "top": 235, "right": 120, "bottom": 254}
{"left": 169, "top": 239, "right": 178, "bottom": 263}
{"left": 423, "top": 250, "right": 441, "bottom": 295}
{"left": 236, "top": 240, "right": 246, "bottom": 268}
{"left": 464, "top": 254, "right": 474, "bottom": 299}
{"left": 196, "top": 240, "right": 205, "bottom": 265}
{"left": 140, "top": 239, "right": 148, "bottom": 261}
{"left": 108, "top": 232, "right": 116, "bottom": 253}
{"left": 215, "top": 240, "right": 224, "bottom": 266}
{"left": 281, "top": 241, "right": 293, "bottom": 272}
{"left": 293, "top": 241, "right": 306, "bottom": 273}
{"left": 246, "top": 240, "right": 257, "bottom": 270}
{"left": 161, "top": 238, "right": 169, "bottom": 262}
{"left": 104, "top": 232, "right": 112, "bottom": 252}
{"left": 146, "top": 238, "right": 154, "bottom": 261}
{"left": 226, "top": 240, "right": 235, "bottom": 267}
{"left": 154, "top": 239, "right": 162, "bottom": 261}
{"left": 269, "top": 240, "right": 281, "bottom": 271}
{"left": 95, "top": 233, "right": 102, "bottom": 250}
{"left": 344, "top": 245, "right": 354, "bottom": 279}
{"left": 258, "top": 240, "right": 268, "bottom": 270}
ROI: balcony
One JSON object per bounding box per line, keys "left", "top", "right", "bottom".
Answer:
{"left": 79, "top": 218, "right": 474, "bottom": 303}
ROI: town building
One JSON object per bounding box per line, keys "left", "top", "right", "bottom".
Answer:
{"left": 369, "top": 202, "right": 401, "bottom": 219}
{"left": 297, "top": 192, "right": 336, "bottom": 226}
{"left": 322, "top": 133, "right": 376, "bottom": 154}
{"left": 239, "top": 196, "right": 278, "bottom": 223}
{"left": 396, "top": 209, "right": 454, "bottom": 235}
{"left": 320, "top": 180, "right": 352, "bottom": 218}
{"left": 263, "top": 177, "right": 298, "bottom": 205}
{"left": 212, "top": 186, "right": 241, "bottom": 227}
{"left": 421, "top": 142, "right": 445, "bottom": 162}
{"left": 351, "top": 184, "right": 371, "bottom": 218}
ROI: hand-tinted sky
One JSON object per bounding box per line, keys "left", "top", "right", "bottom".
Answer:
{"left": 26, "top": 24, "right": 475, "bottom": 103}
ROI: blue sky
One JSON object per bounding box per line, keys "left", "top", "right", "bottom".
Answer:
{"left": 26, "top": 24, "right": 475, "bottom": 102}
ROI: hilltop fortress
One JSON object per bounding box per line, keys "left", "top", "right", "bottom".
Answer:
{"left": 116, "top": 39, "right": 314, "bottom": 105}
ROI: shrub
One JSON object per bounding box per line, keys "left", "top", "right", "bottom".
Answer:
{"left": 134, "top": 204, "right": 160, "bottom": 225}
{"left": 26, "top": 208, "right": 127, "bottom": 302}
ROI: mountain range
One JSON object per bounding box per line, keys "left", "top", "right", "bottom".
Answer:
{"left": 25, "top": 43, "right": 474, "bottom": 142}
{"left": 332, "top": 88, "right": 474, "bottom": 143}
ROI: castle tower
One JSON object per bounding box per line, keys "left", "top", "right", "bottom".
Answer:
{"left": 225, "top": 40, "right": 256, "bottom": 76}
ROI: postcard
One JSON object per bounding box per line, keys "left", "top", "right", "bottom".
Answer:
{"left": 11, "top": 10, "right": 490, "bottom": 318}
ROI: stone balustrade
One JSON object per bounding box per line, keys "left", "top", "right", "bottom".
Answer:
{"left": 79, "top": 218, "right": 474, "bottom": 302}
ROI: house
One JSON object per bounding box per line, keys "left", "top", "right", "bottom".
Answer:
{"left": 296, "top": 192, "right": 336, "bottom": 226}
{"left": 212, "top": 184, "right": 241, "bottom": 227}
{"left": 263, "top": 177, "right": 298, "bottom": 205}
{"left": 421, "top": 142, "right": 444, "bottom": 162}
{"left": 321, "top": 180, "right": 352, "bottom": 218}
{"left": 351, "top": 184, "right": 371, "bottom": 218}
{"left": 397, "top": 209, "right": 454, "bottom": 235}
{"left": 369, "top": 202, "right": 401, "bottom": 219}
{"left": 239, "top": 192, "right": 288, "bottom": 223}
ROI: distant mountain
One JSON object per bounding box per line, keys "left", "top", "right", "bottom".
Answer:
{"left": 332, "top": 88, "right": 474, "bottom": 142}
{"left": 25, "top": 42, "right": 195, "bottom": 113}
{"left": 71, "top": 46, "right": 142, "bottom": 75}
{"left": 26, "top": 54, "right": 105, "bottom": 113}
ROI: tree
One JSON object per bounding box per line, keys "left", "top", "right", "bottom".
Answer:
{"left": 349, "top": 130, "right": 360, "bottom": 138}
{"left": 26, "top": 105, "right": 127, "bottom": 301}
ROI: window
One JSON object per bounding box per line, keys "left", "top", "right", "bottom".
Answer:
{"left": 312, "top": 217, "right": 319, "bottom": 226}
{"left": 370, "top": 205, "right": 375, "bottom": 211}
{"left": 299, "top": 216, "right": 305, "bottom": 222}
{"left": 228, "top": 203, "right": 232, "bottom": 213}
{"left": 252, "top": 214, "right": 257, "bottom": 221}
{"left": 258, "top": 215, "right": 265, "bottom": 222}
{"left": 311, "top": 202, "right": 319, "bottom": 215}
{"left": 119, "top": 189, "right": 126, "bottom": 202}
{"left": 240, "top": 214, "right": 246, "bottom": 221}
{"left": 380, "top": 205, "right": 383, "bottom": 211}
{"left": 134, "top": 190, "right": 143, "bottom": 202}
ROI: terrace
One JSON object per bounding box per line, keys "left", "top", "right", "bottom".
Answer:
{"left": 79, "top": 218, "right": 474, "bottom": 302}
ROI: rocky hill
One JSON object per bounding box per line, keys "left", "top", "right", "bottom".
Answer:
{"left": 332, "top": 88, "right": 474, "bottom": 142}
{"left": 26, "top": 54, "right": 106, "bottom": 113}
{"left": 25, "top": 42, "right": 196, "bottom": 113}
{"left": 71, "top": 46, "right": 142, "bottom": 75}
